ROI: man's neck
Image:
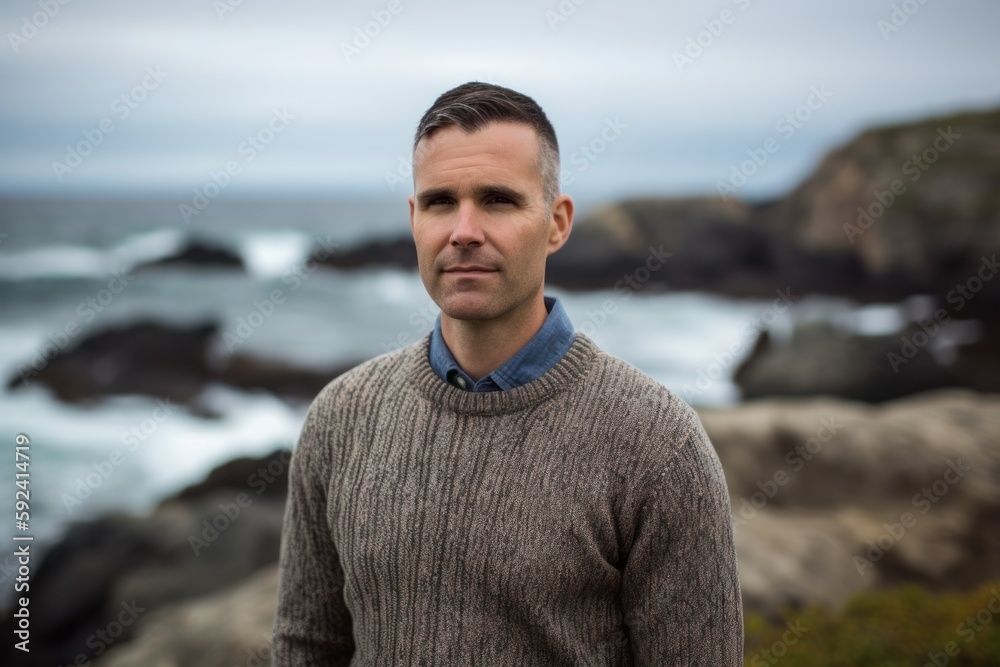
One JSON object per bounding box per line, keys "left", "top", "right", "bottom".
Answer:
{"left": 439, "top": 293, "right": 549, "bottom": 382}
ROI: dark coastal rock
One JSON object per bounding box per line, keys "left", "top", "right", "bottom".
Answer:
{"left": 7, "top": 321, "right": 218, "bottom": 404}
{"left": 733, "top": 321, "right": 961, "bottom": 402}
{"left": 6, "top": 321, "right": 359, "bottom": 406}
{"left": 547, "top": 197, "right": 777, "bottom": 294}
{"left": 216, "top": 353, "right": 348, "bottom": 402}
{"left": 767, "top": 107, "right": 1000, "bottom": 314}
{"left": 951, "top": 321, "right": 1000, "bottom": 394}
{"left": 321, "top": 236, "right": 418, "bottom": 271}
{"left": 734, "top": 319, "right": 1000, "bottom": 402}
{"left": 140, "top": 241, "right": 244, "bottom": 270}
{"left": 165, "top": 450, "right": 290, "bottom": 505}
{"left": 0, "top": 449, "right": 291, "bottom": 667}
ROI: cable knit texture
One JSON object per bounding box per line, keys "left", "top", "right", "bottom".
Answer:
{"left": 272, "top": 330, "right": 743, "bottom": 665}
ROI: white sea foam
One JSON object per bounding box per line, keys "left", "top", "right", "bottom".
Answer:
{"left": 239, "top": 231, "right": 313, "bottom": 279}
{"left": 0, "top": 227, "right": 186, "bottom": 279}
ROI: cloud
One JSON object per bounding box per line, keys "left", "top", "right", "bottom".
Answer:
{"left": 1, "top": 0, "right": 998, "bottom": 200}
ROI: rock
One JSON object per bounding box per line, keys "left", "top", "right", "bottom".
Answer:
{"left": 699, "top": 388, "right": 1000, "bottom": 618}
{"left": 734, "top": 318, "right": 1000, "bottom": 402}
{"left": 950, "top": 320, "right": 1000, "bottom": 394}
{"left": 0, "top": 449, "right": 290, "bottom": 667}
{"left": 6, "top": 321, "right": 360, "bottom": 406}
{"left": 321, "top": 237, "right": 418, "bottom": 271}
{"left": 7, "top": 321, "right": 218, "bottom": 404}
{"left": 140, "top": 241, "right": 244, "bottom": 270}
{"left": 94, "top": 565, "right": 279, "bottom": 667}
{"left": 548, "top": 197, "right": 777, "bottom": 295}
{"left": 164, "top": 449, "right": 290, "bottom": 506}
{"left": 768, "top": 107, "right": 1000, "bottom": 315}
{"left": 734, "top": 321, "right": 961, "bottom": 402}
{"left": 216, "top": 353, "right": 352, "bottom": 402}
{"left": 544, "top": 202, "right": 652, "bottom": 291}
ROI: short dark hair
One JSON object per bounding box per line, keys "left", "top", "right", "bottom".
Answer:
{"left": 412, "top": 82, "right": 561, "bottom": 207}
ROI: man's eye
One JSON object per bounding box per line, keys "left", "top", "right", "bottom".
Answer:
{"left": 488, "top": 196, "right": 513, "bottom": 205}
{"left": 426, "top": 198, "right": 452, "bottom": 206}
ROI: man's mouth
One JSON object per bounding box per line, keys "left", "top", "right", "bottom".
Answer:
{"left": 443, "top": 265, "right": 498, "bottom": 274}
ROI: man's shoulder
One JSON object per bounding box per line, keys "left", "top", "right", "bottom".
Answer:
{"left": 583, "top": 338, "right": 706, "bottom": 446}
{"left": 307, "top": 334, "right": 425, "bottom": 412}
{"left": 583, "top": 341, "right": 722, "bottom": 493}
{"left": 587, "top": 341, "right": 698, "bottom": 417}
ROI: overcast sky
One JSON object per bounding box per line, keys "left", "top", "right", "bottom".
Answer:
{"left": 1, "top": 0, "right": 997, "bottom": 205}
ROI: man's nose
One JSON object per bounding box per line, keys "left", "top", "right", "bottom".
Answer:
{"left": 449, "top": 201, "right": 485, "bottom": 247}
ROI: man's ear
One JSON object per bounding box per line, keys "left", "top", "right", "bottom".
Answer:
{"left": 546, "top": 194, "right": 574, "bottom": 256}
{"left": 409, "top": 194, "right": 416, "bottom": 234}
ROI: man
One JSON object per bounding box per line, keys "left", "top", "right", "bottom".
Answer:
{"left": 272, "top": 82, "right": 743, "bottom": 665}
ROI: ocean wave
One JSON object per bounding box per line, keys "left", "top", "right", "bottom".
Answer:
{"left": 0, "top": 227, "right": 186, "bottom": 280}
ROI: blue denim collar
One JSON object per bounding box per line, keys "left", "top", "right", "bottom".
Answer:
{"left": 428, "top": 295, "right": 576, "bottom": 392}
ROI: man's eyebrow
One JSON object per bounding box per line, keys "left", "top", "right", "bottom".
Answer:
{"left": 473, "top": 184, "right": 527, "bottom": 203}
{"left": 416, "top": 184, "right": 528, "bottom": 205}
{"left": 415, "top": 187, "right": 453, "bottom": 205}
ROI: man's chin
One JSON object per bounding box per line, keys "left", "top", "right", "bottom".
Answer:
{"left": 436, "top": 292, "right": 500, "bottom": 321}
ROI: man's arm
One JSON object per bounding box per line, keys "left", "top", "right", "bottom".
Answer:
{"left": 621, "top": 417, "right": 743, "bottom": 665}
{"left": 272, "top": 392, "right": 355, "bottom": 665}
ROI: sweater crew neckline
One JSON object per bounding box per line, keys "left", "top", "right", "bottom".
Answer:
{"left": 408, "top": 329, "right": 600, "bottom": 415}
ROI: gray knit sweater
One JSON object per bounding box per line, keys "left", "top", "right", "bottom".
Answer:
{"left": 272, "top": 330, "right": 743, "bottom": 665}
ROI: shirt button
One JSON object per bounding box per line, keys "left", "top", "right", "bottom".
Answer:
{"left": 454, "top": 376, "right": 468, "bottom": 389}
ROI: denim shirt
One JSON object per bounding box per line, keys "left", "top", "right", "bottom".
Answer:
{"left": 428, "top": 295, "right": 576, "bottom": 392}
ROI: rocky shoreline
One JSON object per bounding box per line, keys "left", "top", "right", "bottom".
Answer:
{"left": 4, "top": 388, "right": 995, "bottom": 666}
{"left": 6, "top": 320, "right": 364, "bottom": 411}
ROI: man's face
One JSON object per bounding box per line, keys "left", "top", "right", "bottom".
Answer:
{"left": 409, "top": 121, "right": 564, "bottom": 322}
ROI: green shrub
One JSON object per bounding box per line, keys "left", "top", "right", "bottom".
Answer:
{"left": 743, "top": 580, "right": 1000, "bottom": 667}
